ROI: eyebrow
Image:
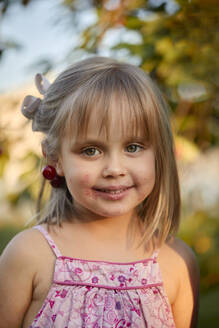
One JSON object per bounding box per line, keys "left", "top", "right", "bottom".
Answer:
{"left": 71, "top": 137, "right": 149, "bottom": 148}
{"left": 72, "top": 140, "right": 106, "bottom": 149}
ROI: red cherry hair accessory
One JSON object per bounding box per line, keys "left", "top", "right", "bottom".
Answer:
{"left": 50, "top": 175, "right": 65, "bottom": 188}
{"left": 42, "top": 165, "right": 65, "bottom": 188}
{"left": 42, "top": 165, "right": 56, "bottom": 180}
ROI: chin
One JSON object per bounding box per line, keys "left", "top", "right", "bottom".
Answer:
{"left": 94, "top": 208, "right": 132, "bottom": 218}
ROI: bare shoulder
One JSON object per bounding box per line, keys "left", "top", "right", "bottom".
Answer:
{"left": 159, "top": 237, "right": 199, "bottom": 279}
{"left": 164, "top": 237, "right": 199, "bottom": 274}
{"left": 159, "top": 238, "right": 200, "bottom": 328}
{"left": 1, "top": 227, "right": 46, "bottom": 263}
{"left": 0, "top": 228, "right": 50, "bottom": 328}
{"left": 1, "top": 228, "right": 39, "bottom": 262}
{"left": 0, "top": 226, "right": 55, "bottom": 274}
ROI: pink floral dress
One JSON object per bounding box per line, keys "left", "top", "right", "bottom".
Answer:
{"left": 30, "top": 225, "right": 175, "bottom": 328}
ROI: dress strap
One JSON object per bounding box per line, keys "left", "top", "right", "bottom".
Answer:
{"left": 151, "top": 249, "right": 159, "bottom": 260}
{"left": 34, "top": 225, "right": 62, "bottom": 258}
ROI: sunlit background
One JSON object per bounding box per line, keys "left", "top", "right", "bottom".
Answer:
{"left": 0, "top": 0, "right": 218, "bottom": 326}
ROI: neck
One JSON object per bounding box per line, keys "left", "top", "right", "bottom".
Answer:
{"left": 69, "top": 206, "right": 143, "bottom": 247}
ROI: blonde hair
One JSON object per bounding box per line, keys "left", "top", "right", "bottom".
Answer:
{"left": 23, "top": 56, "right": 180, "bottom": 247}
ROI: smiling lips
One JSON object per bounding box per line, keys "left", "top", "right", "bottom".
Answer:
{"left": 94, "top": 186, "right": 132, "bottom": 193}
{"left": 92, "top": 185, "right": 133, "bottom": 200}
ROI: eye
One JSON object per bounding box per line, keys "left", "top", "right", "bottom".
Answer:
{"left": 126, "top": 144, "right": 143, "bottom": 153}
{"left": 82, "top": 147, "right": 101, "bottom": 157}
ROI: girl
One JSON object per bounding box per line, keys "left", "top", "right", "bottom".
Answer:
{"left": 0, "top": 57, "right": 199, "bottom": 328}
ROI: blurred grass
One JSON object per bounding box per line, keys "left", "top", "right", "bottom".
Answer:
{"left": 0, "top": 224, "right": 219, "bottom": 326}
{"left": 198, "top": 287, "right": 219, "bottom": 327}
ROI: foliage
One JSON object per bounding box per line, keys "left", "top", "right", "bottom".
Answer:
{"left": 198, "top": 287, "right": 219, "bottom": 327}
{"left": 0, "top": 0, "right": 219, "bottom": 148}
{"left": 179, "top": 210, "right": 219, "bottom": 291}
{"left": 63, "top": 0, "right": 219, "bottom": 149}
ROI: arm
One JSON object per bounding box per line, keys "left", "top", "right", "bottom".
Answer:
{"left": 171, "top": 239, "right": 200, "bottom": 328}
{"left": 0, "top": 229, "right": 37, "bottom": 328}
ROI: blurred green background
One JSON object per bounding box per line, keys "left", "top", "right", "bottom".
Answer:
{"left": 0, "top": 0, "right": 218, "bottom": 326}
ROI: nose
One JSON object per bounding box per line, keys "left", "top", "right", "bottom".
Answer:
{"left": 102, "top": 153, "right": 126, "bottom": 178}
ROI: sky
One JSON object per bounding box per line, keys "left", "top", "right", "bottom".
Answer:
{"left": 0, "top": 0, "right": 127, "bottom": 92}
{"left": 0, "top": 0, "right": 89, "bottom": 92}
{"left": 0, "top": 0, "right": 156, "bottom": 93}
{"left": 0, "top": 0, "right": 179, "bottom": 93}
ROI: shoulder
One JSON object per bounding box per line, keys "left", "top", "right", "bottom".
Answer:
{"left": 0, "top": 228, "right": 42, "bottom": 295}
{"left": 159, "top": 237, "right": 200, "bottom": 296}
{"left": 0, "top": 228, "right": 47, "bottom": 327}
{"left": 0, "top": 226, "right": 53, "bottom": 269}
{"left": 1, "top": 228, "right": 38, "bottom": 260}
{"left": 162, "top": 237, "right": 198, "bottom": 269}
{"left": 0, "top": 226, "right": 58, "bottom": 327}
{"left": 166, "top": 237, "right": 199, "bottom": 287}
{"left": 159, "top": 237, "right": 200, "bottom": 328}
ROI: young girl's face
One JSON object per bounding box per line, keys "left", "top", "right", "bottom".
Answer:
{"left": 56, "top": 102, "right": 155, "bottom": 220}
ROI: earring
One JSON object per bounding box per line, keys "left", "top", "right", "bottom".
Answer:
{"left": 50, "top": 175, "right": 65, "bottom": 188}
{"left": 42, "top": 165, "right": 64, "bottom": 188}
{"left": 42, "top": 165, "right": 56, "bottom": 180}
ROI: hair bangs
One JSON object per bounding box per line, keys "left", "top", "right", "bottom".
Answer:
{"left": 62, "top": 70, "right": 152, "bottom": 143}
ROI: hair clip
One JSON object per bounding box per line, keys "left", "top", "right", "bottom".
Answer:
{"left": 21, "top": 95, "right": 41, "bottom": 119}
{"left": 35, "top": 73, "right": 51, "bottom": 95}
{"left": 21, "top": 73, "right": 51, "bottom": 130}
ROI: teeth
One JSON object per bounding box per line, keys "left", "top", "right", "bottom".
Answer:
{"left": 102, "top": 189, "right": 125, "bottom": 194}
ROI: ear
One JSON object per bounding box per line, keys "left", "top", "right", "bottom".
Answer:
{"left": 55, "top": 159, "right": 64, "bottom": 177}
{"left": 41, "top": 143, "right": 64, "bottom": 176}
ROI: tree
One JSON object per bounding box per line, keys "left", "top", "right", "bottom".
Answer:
{"left": 1, "top": 0, "right": 219, "bottom": 147}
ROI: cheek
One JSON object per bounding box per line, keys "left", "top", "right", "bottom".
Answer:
{"left": 84, "top": 189, "right": 98, "bottom": 200}
{"left": 67, "top": 172, "right": 91, "bottom": 192}
{"left": 71, "top": 171, "right": 92, "bottom": 187}
{"left": 81, "top": 173, "right": 91, "bottom": 186}
{"left": 135, "top": 166, "right": 155, "bottom": 200}
{"left": 135, "top": 166, "right": 155, "bottom": 185}
{"left": 80, "top": 173, "right": 98, "bottom": 200}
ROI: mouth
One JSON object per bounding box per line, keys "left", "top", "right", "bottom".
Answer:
{"left": 92, "top": 186, "right": 133, "bottom": 199}
{"left": 93, "top": 186, "right": 132, "bottom": 193}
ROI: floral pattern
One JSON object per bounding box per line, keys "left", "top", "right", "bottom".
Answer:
{"left": 30, "top": 225, "right": 175, "bottom": 328}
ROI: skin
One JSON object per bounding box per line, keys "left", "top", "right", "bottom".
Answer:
{"left": 55, "top": 131, "right": 156, "bottom": 229}
{"left": 0, "top": 109, "right": 199, "bottom": 328}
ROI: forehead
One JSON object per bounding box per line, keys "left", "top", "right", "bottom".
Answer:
{"left": 65, "top": 87, "right": 151, "bottom": 143}
{"left": 87, "top": 95, "right": 146, "bottom": 139}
